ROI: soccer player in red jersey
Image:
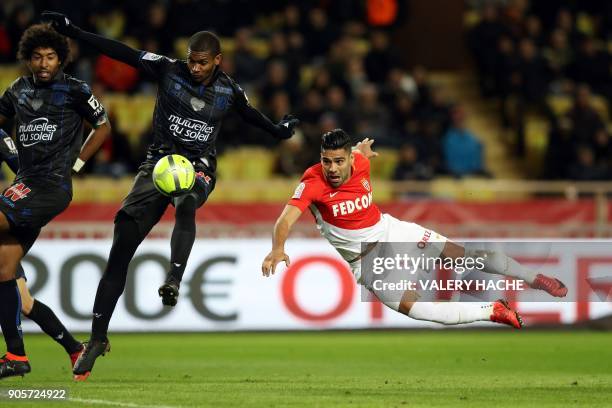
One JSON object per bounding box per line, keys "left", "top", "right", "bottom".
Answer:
{"left": 262, "top": 129, "right": 567, "bottom": 329}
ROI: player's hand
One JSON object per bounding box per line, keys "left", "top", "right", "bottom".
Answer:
{"left": 261, "top": 250, "right": 290, "bottom": 277}
{"left": 275, "top": 114, "right": 300, "bottom": 139}
{"left": 355, "top": 138, "right": 379, "bottom": 159}
{"left": 41, "top": 11, "right": 80, "bottom": 37}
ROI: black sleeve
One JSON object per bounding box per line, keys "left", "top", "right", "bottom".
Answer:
{"left": 74, "top": 29, "right": 173, "bottom": 80}
{"left": 74, "top": 29, "right": 142, "bottom": 67}
{"left": 231, "top": 82, "right": 281, "bottom": 137}
{"left": 0, "top": 129, "right": 19, "bottom": 173}
{"left": 72, "top": 81, "right": 108, "bottom": 128}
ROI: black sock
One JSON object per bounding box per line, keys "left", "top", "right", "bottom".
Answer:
{"left": 0, "top": 279, "right": 25, "bottom": 356}
{"left": 26, "top": 299, "right": 81, "bottom": 354}
{"left": 169, "top": 195, "right": 197, "bottom": 282}
{"left": 91, "top": 212, "right": 144, "bottom": 342}
{"left": 91, "top": 279, "right": 125, "bottom": 342}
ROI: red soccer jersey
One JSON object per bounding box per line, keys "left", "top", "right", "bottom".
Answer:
{"left": 289, "top": 153, "right": 382, "bottom": 229}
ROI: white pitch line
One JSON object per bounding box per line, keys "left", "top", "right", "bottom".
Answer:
{"left": 70, "top": 397, "right": 182, "bottom": 408}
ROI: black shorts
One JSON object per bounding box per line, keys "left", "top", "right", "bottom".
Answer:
{"left": 118, "top": 162, "right": 215, "bottom": 232}
{"left": 0, "top": 179, "right": 71, "bottom": 253}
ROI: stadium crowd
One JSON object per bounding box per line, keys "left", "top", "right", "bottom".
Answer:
{"left": 0, "top": 1, "right": 488, "bottom": 180}
{"left": 468, "top": 0, "right": 612, "bottom": 180}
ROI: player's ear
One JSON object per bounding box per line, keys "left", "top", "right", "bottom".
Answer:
{"left": 214, "top": 53, "right": 222, "bottom": 66}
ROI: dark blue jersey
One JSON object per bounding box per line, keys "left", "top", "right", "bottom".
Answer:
{"left": 138, "top": 52, "right": 255, "bottom": 172}
{"left": 0, "top": 71, "right": 106, "bottom": 191}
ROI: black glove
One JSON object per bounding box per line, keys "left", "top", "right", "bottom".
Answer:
{"left": 41, "top": 11, "right": 81, "bottom": 37}
{"left": 275, "top": 114, "right": 300, "bottom": 139}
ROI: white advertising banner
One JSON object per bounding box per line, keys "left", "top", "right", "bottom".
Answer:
{"left": 19, "top": 239, "right": 612, "bottom": 332}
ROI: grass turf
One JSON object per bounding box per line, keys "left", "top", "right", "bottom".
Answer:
{"left": 1, "top": 331, "right": 611, "bottom": 407}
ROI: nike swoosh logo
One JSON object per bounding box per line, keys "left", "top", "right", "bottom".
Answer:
{"left": 330, "top": 192, "right": 339, "bottom": 197}
{"left": 283, "top": 122, "right": 290, "bottom": 128}
{"left": 21, "top": 140, "right": 42, "bottom": 147}
{"left": 93, "top": 313, "right": 102, "bottom": 318}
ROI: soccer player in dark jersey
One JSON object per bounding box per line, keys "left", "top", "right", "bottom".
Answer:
{"left": 42, "top": 11, "right": 300, "bottom": 380}
{"left": 0, "top": 24, "right": 110, "bottom": 379}
{"left": 0, "top": 129, "right": 85, "bottom": 373}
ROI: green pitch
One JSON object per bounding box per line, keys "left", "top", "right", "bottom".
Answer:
{"left": 1, "top": 331, "right": 611, "bottom": 407}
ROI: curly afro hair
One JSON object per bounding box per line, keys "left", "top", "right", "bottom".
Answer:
{"left": 17, "top": 23, "right": 70, "bottom": 63}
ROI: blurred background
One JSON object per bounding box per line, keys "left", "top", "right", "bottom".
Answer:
{"left": 0, "top": 1, "right": 610, "bottom": 331}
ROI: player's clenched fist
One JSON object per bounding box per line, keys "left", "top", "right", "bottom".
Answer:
{"left": 261, "top": 250, "right": 290, "bottom": 277}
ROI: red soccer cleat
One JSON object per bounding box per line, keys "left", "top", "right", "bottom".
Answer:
{"left": 490, "top": 299, "right": 523, "bottom": 329}
{"left": 531, "top": 274, "right": 568, "bottom": 297}
{"left": 69, "top": 343, "right": 85, "bottom": 369}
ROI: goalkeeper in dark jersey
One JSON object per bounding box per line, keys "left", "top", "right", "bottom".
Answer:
{"left": 0, "top": 130, "right": 85, "bottom": 374}
{"left": 0, "top": 24, "right": 110, "bottom": 379}
{"left": 42, "top": 12, "right": 300, "bottom": 380}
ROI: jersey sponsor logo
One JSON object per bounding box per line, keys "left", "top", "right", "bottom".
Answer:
{"left": 142, "top": 52, "right": 163, "bottom": 61}
{"left": 331, "top": 193, "right": 373, "bottom": 217}
{"left": 196, "top": 171, "right": 212, "bottom": 184}
{"left": 18, "top": 117, "right": 58, "bottom": 147}
{"left": 292, "top": 182, "right": 305, "bottom": 199}
{"left": 417, "top": 230, "right": 432, "bottom": 249}
{"left": 168, "top": 114, "right": 215, "bottom": 142}
{"left": 4, "top": 183, "right": 31, "bottom": 202}
{"left": 190, "top": 97, "right": 205, "bottom": 111}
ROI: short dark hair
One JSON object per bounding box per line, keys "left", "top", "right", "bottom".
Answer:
{"left": 188, "top": 31, "right": 221, "bottom": 55}
{"left": 321, "top": 129, "right": 352, "bottom": 152}
{"left": 17, "top": 23, "right": 70, "bottom": 63}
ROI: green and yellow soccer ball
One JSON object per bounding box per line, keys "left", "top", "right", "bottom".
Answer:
{"left": 152, "top": 154, "right": 196, "bottom": 196}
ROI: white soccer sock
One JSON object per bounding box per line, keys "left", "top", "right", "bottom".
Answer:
{"left": 466, "top": 248, "right": 537, "bottom": 285}
{"left": 407, "top": 302, "right": 493, "bottom": 325}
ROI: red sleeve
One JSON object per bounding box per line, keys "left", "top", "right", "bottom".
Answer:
{"left": 354, "top": 151, "right": 371, "bottom": 173}
{"left": 288, "top": 170, "right": 319, "bottom": 211}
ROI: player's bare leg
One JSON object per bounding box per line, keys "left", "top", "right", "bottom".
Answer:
{"left": 442, "top": 241, "right": 567, "bottom": 297}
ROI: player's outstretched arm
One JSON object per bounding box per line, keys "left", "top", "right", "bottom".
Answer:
{"left": 73, "top": 121, "right": 111, "bottom": 173}
{"left": 261, "top": 204, "right": 302, "bottom": 277}
{"left": 353, "top": 138, "right": 379, "bottom": 160}
{"left": 41, "top": 11, "right": 141, "bottom": 67}
{"left": 233, "top": 87, "right": 300, "bottom": 140}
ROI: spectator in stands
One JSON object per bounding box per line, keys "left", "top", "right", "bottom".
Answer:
{"left": 393, "top": 143, "right": 434, "bottom": 181}
{"left": 325, "top": 85, "right": 352, "bottom": 132}
{"left": 568, "top": 37, "right": 612, "bottom": 101}
{"left": 348, "top": 83, "right": 391, "bottom": 145}
{"left": 260, "top": 59, "right": 296, "bottom": 106}
{"left": 468, "top": 3, "right": 507, "bottom": 97}
{"left": 568, "top": 144, "right": 609, "bottom": 180}
{"left": 233, "top": 27, "right": 264, "bottom": 86}
{"left": 90, "top": 110, "right": 136, "bottom": 178}
{"left": 364, "top": 30, "right": 401, "bottom": 85}
{"left": 514, "top": 37, "right": 552, "bottom": 155}
{"left": 442, "top": 106, "right": 487, "bottom": 177}
{"left": 566, "top": 84, "right": 605, "bottom": 143}
{"left": 304, "top": 8, "right": 338, "bottom": 59}
{"left": 544, "top": 29, "right": 574, "bottom": 94}
{"left": 542, "top": 117, "right": 574, "bottom": 179}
